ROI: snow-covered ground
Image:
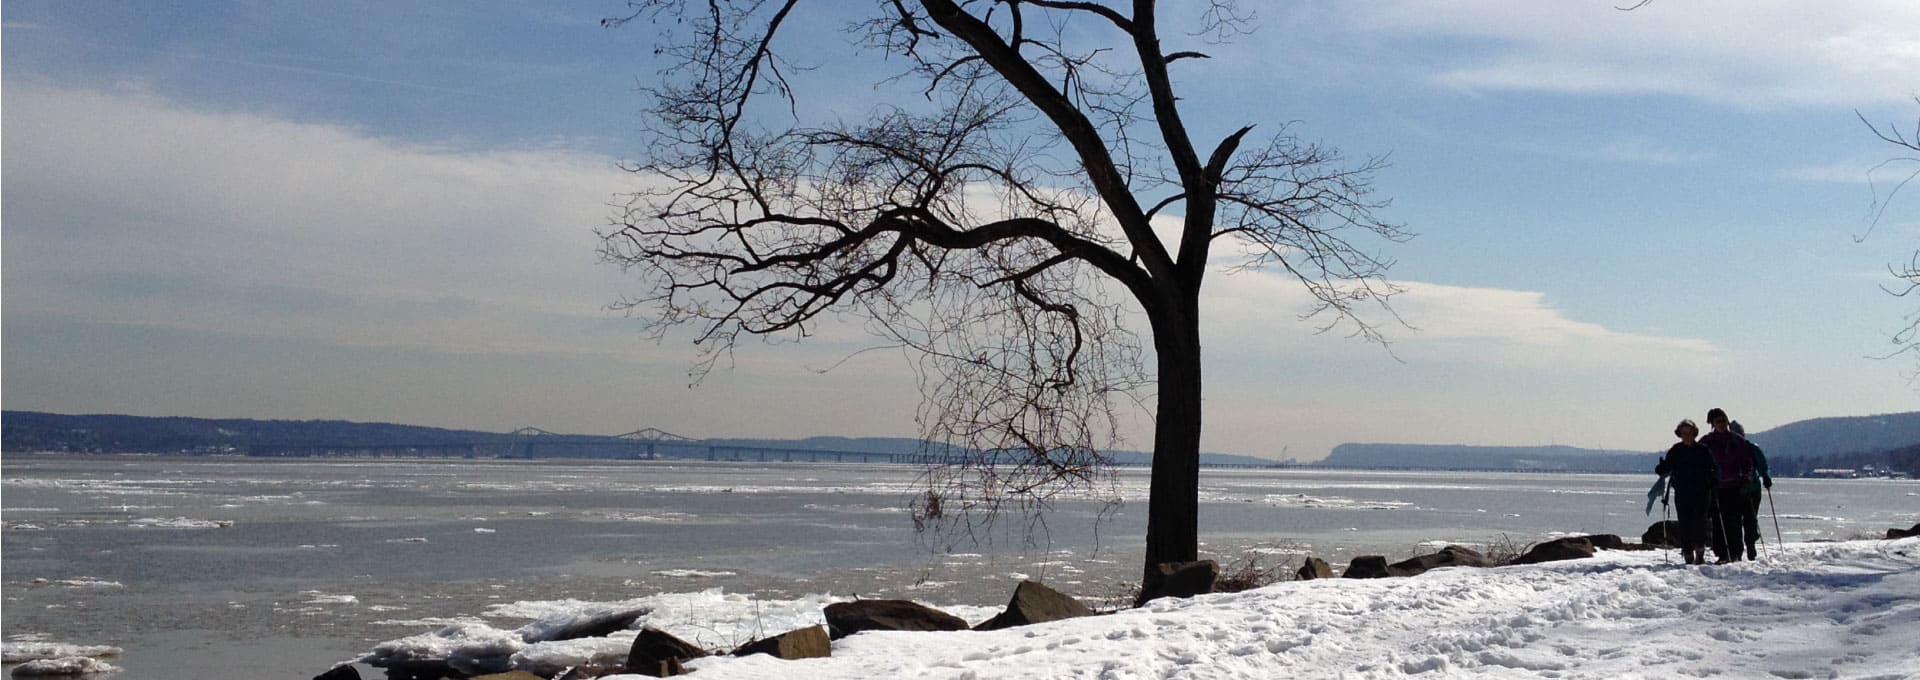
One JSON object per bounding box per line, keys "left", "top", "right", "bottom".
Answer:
{"left": 675, "top": 538, "right": 1919, "bottom": 679}
{"left": 353, "top": 538, "right": 1919, "bottom": 679}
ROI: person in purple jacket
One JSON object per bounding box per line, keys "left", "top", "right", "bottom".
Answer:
{"left": 1700, "top": 408, "right": 1759, "bottom": 563}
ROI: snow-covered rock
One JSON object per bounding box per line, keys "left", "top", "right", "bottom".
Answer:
{"left": 359, "top": 622, "right": 524, "bottom": 676}
{"left": 0, "top": 642, "right": 121, "bottom": 664}
{"left": 8, "top": 656, "right": 122, "bottom": 676}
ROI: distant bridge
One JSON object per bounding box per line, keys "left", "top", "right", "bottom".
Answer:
{"left": 242, "top": 428, "right": 1283, "bottom": 467}
{"left": 243, "top": 427, "right": 968, "bottom": 464}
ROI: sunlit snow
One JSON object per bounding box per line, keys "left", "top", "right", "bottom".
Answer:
{"left": 361, "top": 538, "right": 1919, "bottom": 679}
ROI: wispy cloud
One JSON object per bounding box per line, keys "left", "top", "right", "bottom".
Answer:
{"left": 3, "top": 84, "right": 632, "bottom": 358}
{"left": 1198, "top": 265, "right": 1721, "bottom": 372}
{"left": 1585, "top": 138, "right": 1717, "bottom": 166}
{"left": 1343, "top": 0, "right": 1920, "bottom": 108}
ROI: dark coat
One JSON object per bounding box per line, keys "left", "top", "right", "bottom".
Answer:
{"left": 1657, "top": 441, "right": 1718, "bottom": 497}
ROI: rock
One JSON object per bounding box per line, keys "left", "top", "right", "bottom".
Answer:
{"left": 518, "top": 606, "right": 652, "bottom": 643}
{"left": 1888, "top": 523, "right": 1920, "bottom": 540}
{"left": 1341, "top": 555, "right": 1393, "bottom": 579}
{"left": 1388, "top": 545, "right": 1492, "bottom": 576}
{"left": 825, "top": 599, "right": 971, "bottom": 638}
{"left": 1641, "top": 521, "right": 1682, "bottom": 547}
{"left": 1512, "top": 537, "right": 1596, "bottom": 565}
{"left": 626, "top": 627, "right": 708, "bottom": 677}
{"left": 1135, "top": 560, "right": 1218, "bottom": 606}
{"left": 731, "top": 625, "right": 830, "bottom": 660}
{"left": 1295, "top": 557, "right": 1334, "bottom": 580}
{"left": 973, "top": 581, "right": 1094, "bottom": 631}
{"left": 8, "top": 657, "right": 122, "bottom": 677}
{"left": 1576, "top": 534, "right": 1627, "bottom": 551}
{"left": 471, "top": 673, "right": 546, "bottom": 680}
{"left": 380, "top": 659, "right": 461, "bottom": 680}
{"left": 313, "top": 665, "right": 362, "bottom": 680}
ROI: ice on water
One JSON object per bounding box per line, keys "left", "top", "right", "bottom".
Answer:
{"left": 1, "top": 641, "right": 123, "bottom": 664}
{"left": 7, "top": 657, "right": 123, "bottom": 677}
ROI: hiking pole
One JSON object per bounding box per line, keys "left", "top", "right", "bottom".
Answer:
{"left": 1661, "top": 494, "right": 1674, "bottom": 565}
{"left": 1767, "top": 486, "right": 1783, "bottom": 558}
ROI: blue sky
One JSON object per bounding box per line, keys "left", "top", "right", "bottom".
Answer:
{"left": 4, "top": 1, "right": 1916, "bottom": 460}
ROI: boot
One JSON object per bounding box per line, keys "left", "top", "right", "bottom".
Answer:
{"left": 1746, "top": 543, "right": 1757, "bottom": 561}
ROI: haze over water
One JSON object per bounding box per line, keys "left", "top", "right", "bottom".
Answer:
{"left": 3, "top": 455, "right": 1914, "bottom": 679}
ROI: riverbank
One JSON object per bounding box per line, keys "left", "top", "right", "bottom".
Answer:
{"left": 288, "top": 535, "right": 1919, "bottom": 679}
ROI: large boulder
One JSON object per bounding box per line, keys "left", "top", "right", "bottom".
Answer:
{"left": 1576, "top": 534, "right": 1627, "bottom": 551}
{"left": 1135, "top": 560, "right": 1218, "bottom": 606}
{"left": 1642, "top": 521, "right": 1682, "bottom": 547}
{"left": 313, "top": 666, "right": 361, "bottom": 680}
{"left": 372, "top": 659, "right": 460, "bottom": 680}
{"left": 1888, "top": 523, "right": 1920, "bottom": 540}
{"left": 1512, "top": 537, "right": 1596, "bottom": 565}
{"left": 973, "top": 581, "right": 1094, "bottom": 631}
{"left": 731, "top": 625, "right": 830, "bottom": 660}
{"left": 1388, "top": 545, "right": 1492, "bottom": 577}
{"left": 1295, "top": 557, "right": 1334, "bottom": 581}
{"left": 826, "top": 599, "right": 970, "bottom": 638}
{"left": 626, "top": 628, "right": 708, "bottom": 677}
{"left": 1341, "top": 556, "right": 1393, "bottom": 579}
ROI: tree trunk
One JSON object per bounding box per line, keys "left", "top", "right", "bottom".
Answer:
{"left": 1142, "top": 294, "right": 1203, "bottom": 580}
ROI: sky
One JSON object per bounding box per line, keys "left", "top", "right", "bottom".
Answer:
{"left": 3, "top": 1, "right": 1917, "bottom": 461}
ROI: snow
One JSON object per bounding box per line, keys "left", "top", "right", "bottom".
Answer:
{"left": 650, "top": 569, "right": 738, "bottom": 578}
{"left": 127, "top": 517, "right": 232, "bottom": 529}
{"left": 302, "top": 591, "right": 359, "bottom": 605}
{"left": 0, "top": 641, "right": 121, "bottom": 664}
{"left": 511, "top": 636, "right": 638, "bottom": 677}
{"left": 364, "top": 539, "right": 1920, "bottom": 679}
{"left": 361, "top": 622, "right": 525, "bottom": 676}
{"left": 7, "top": 656, "right": 123, "bottom": 676}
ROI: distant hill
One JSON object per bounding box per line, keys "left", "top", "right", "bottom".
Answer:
{"left": 1317, "top": 444, "right": 1655, "bottom": 473}
{"left": 0, "top": 411, "right": 515, "bottom": 453}
{"left": 9, "top": 409, "right": 1915, "bottom": 474}
{"left": 1315, "top": 411, "right": 1920, "bottom": 475}
{"left": 1742, "top": 412, "right": 1920, "bottom": 459}
{"left": 0, "top": 411, "right": 1274, "bottom": 467}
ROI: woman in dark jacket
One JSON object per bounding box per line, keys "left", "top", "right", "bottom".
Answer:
{"left": 1656, "top": 419, "right": 1719, "bottom": 565}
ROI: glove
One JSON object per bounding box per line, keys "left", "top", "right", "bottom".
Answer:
{"left": 1763, "top": 477, "right": 1772, "bottom": 489}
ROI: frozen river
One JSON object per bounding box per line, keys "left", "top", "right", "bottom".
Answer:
{"left": 2, "top": 455, "right": 1913, "bottom": 678}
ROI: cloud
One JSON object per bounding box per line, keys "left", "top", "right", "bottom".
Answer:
{"left": 1583, "top": 138, "right": 1717, "bottom": 166}
{"left": 1198, "top": 265, "right": 1721, "bottom": 372}
{"left": 1341, "top": 1, "right": 1920, "bottom": 108}
{"left": 2, "top": 84, "right": 647, "bottom": 359}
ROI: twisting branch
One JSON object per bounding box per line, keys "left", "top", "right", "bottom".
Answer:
{"left": 1856, "top": 99, "right": 1920, "bottom": 378}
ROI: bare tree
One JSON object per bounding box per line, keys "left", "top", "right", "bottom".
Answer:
{"left": 599, "top": 0, "right": 1407, "bottom": 584}
{"left": 1859, "top": 100, "right": 1920, "bottom": 373}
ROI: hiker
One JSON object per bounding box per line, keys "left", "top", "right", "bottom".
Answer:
{"left": 1731, "top": 420, "right": 1773, "bottom": 560}
{"left": 1655, "top": 418, "right": 1718, "bottom": 565}
{"left": 1700, "top": 408, "right": 1759, "bottom": 563}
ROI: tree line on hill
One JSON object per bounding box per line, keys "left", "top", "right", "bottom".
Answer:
{"left": 3, "top": 410, "right": 1917, "bottom": 476}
